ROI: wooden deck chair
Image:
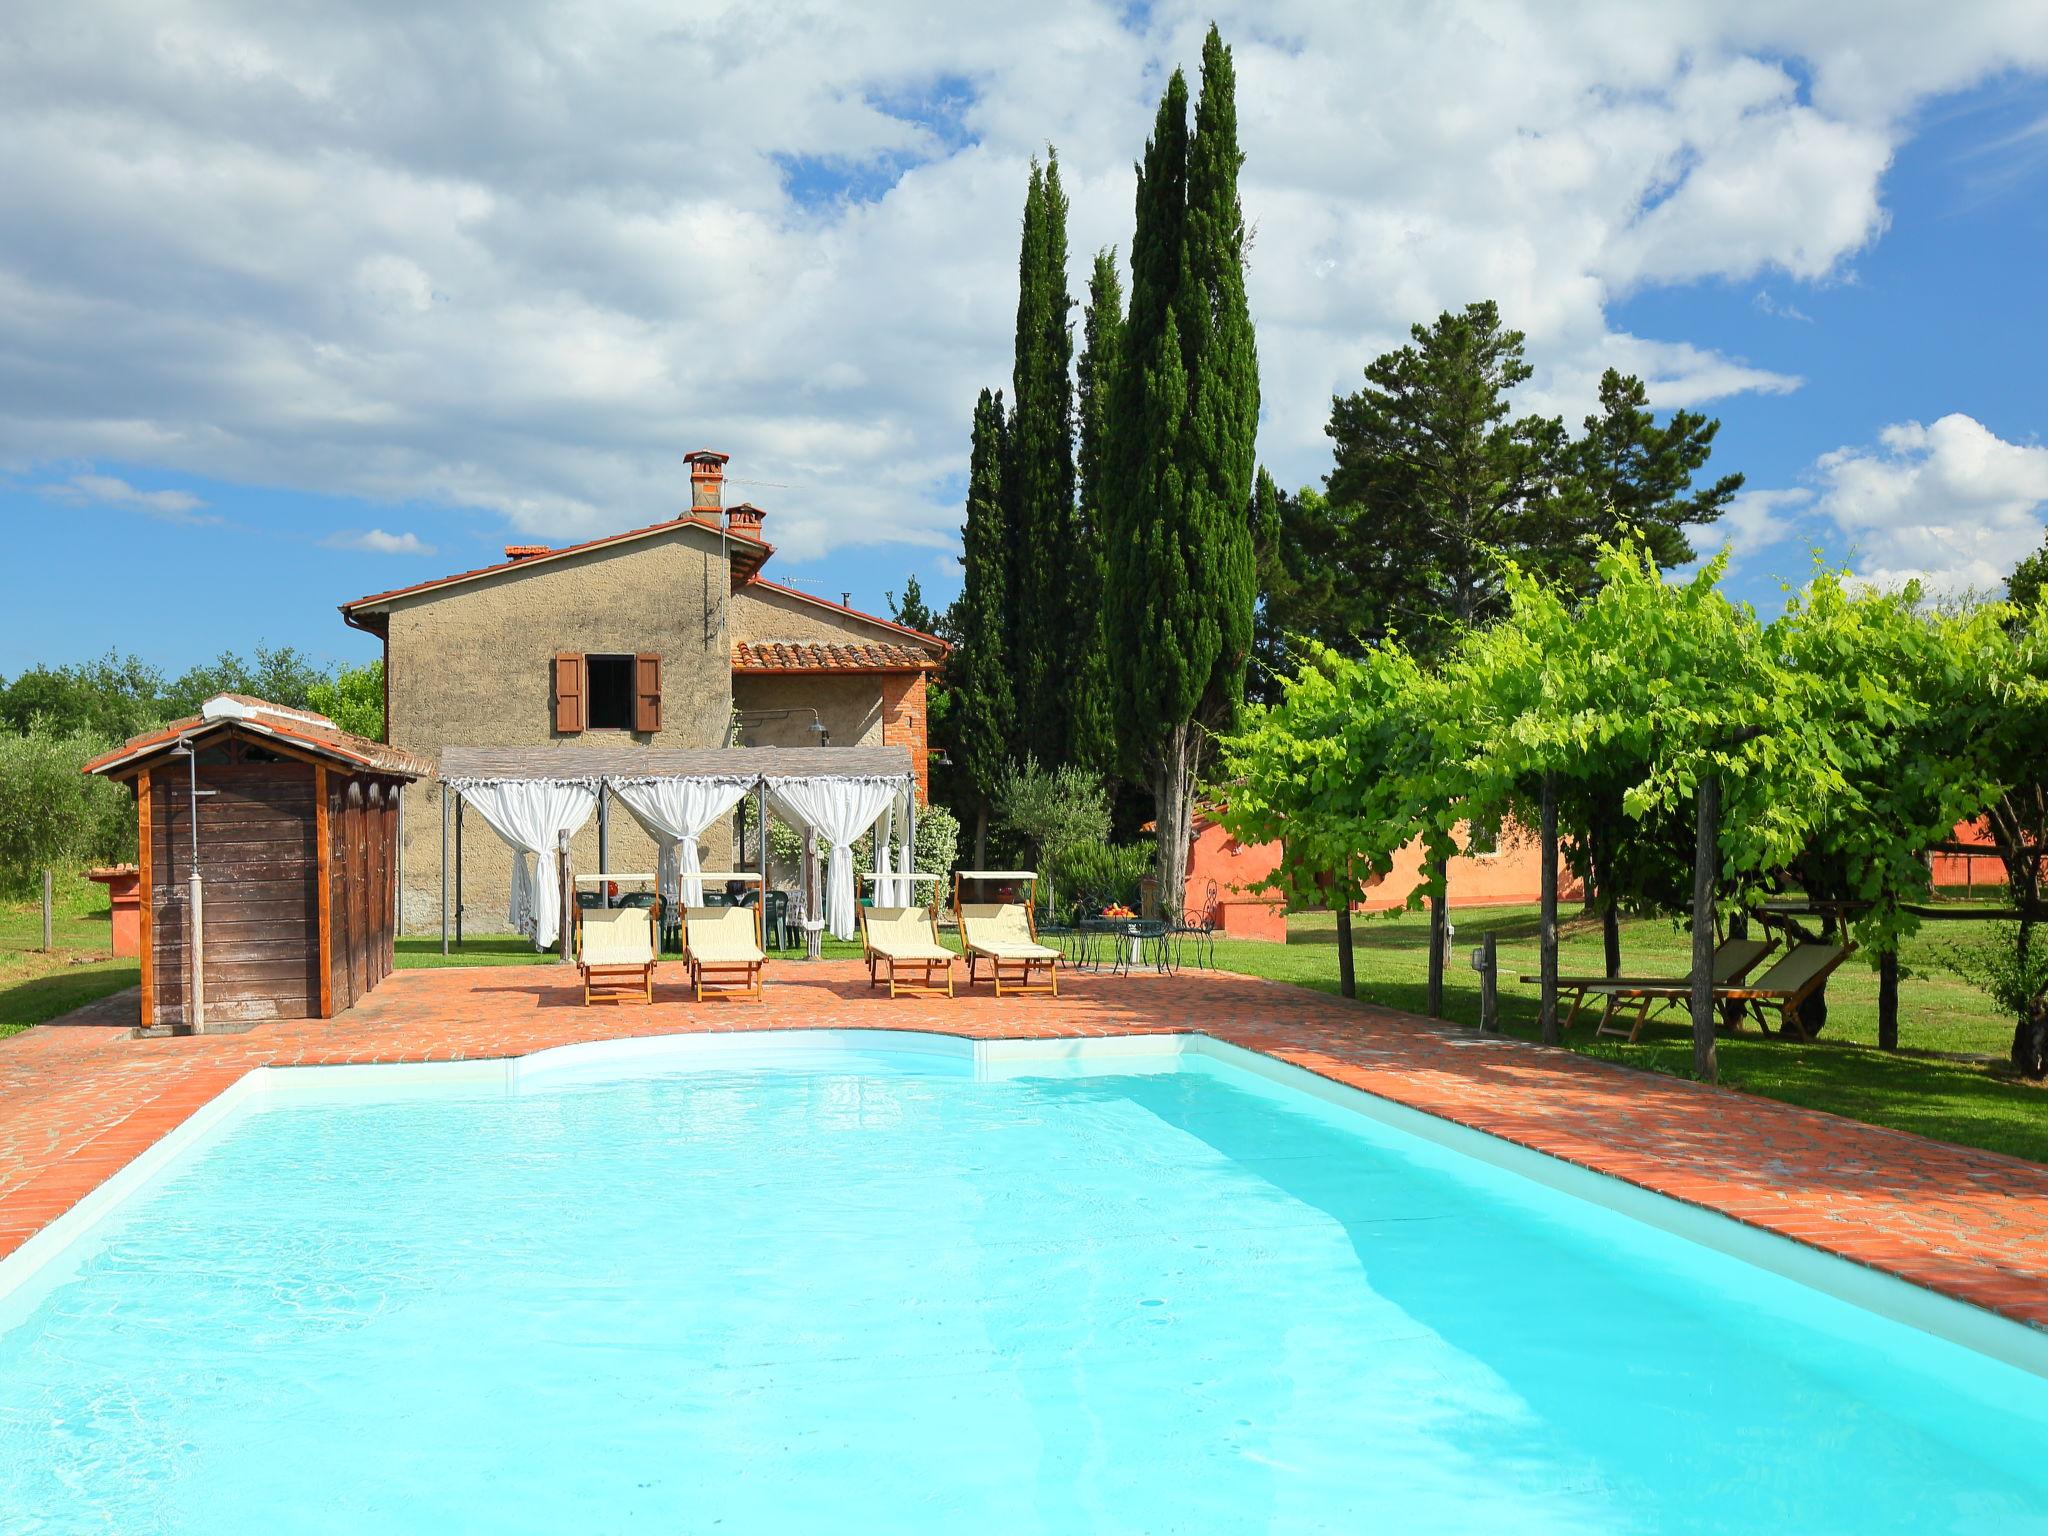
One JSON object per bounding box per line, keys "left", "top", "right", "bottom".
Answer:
{"left": 1580, "top": 936, "right": 1779, "bottom": 1039}
{"left": 1523, "top": 936, "right": 1777, "bottom": 1030}
{"left": 682, "top": 904, "right": 767, "bottom": 1003}
{"left": 1600, "top": 941, "right": 1851, "bottom": 1044}
{"left": 1714, "top": 942, "right": 1857, "bottom": 1041}
{"left": 576, "top": 906, "right": 657, "bottom": 1005}
{"left": 861, "top": 906, "right": 956, "bottom": 999}
{"left": 953, "top": 871, "right": 1059, "bottom": 998}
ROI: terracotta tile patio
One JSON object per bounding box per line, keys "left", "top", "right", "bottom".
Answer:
{"left": 3, "top": 961, "right": 2045, "bottom": 1330}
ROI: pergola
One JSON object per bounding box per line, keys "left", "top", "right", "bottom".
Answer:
{"left": 435, "top": 744, "right": 919, "bottom": 960}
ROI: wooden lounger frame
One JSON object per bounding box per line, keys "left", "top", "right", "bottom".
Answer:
{"left": 574, "top": 902, "right": 660, "bottom": 1006}
{"left": 953, "top": 871, "right": 1060, "bottom": 999}
{"left": 684, "top": 872, "right": 768, "bottom": 1004}
{"left": 1599, "top": 941, "right": 1854, "bottom": 1044}
{"left": 860, "top": 874, "right": 955, "bottom": 999}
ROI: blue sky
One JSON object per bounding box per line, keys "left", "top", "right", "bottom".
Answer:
{"left": 2, "top": 4, "right": 2046, "bottom": 680}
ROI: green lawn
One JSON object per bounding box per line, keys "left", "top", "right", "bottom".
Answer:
{"left": 0, "top": 870, "right": 137, "bottom": 1037}
{"left": 1209, "top": 906, "right": 2047, "bottom": 1164}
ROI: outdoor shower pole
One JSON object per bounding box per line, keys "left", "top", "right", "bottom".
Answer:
{"left": 181, "top": 738, "right": 204, "bottom": 1035}
{"left": 440, "top": 785, "right": 450, "bottom": 955}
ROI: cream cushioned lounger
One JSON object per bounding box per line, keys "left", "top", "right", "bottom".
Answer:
{"left": 577, "top": 906, "right": 657, "bottom": 1006}
{"left": 682, "top": 904, "right": 767, "bottom": 1003}
{"left": 956, "top": 902, "right": 1060, "bottom": 998}
{"left": 861, "top": 906, "right": 957, "bottom": 999}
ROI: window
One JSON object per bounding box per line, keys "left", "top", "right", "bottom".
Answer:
{"left": 1465, "top": 816, "right": 1500, "bottom": 858}
{"left": 554, "top": 652, "right": 662, "bottom": 734}
{"left": 586, "top": 654, "right": 634, "bottom": 731}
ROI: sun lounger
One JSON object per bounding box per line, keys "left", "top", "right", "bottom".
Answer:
{"left": 1522, "top": 936, "right": 1777, "bottom": 1031}
{"left": 956, "top": 902, "right": 1060, "bottom": 998}
{"left": 1599, "top": 941, "right": 1853, "bottom": 1043}
{"left": 683, "top": 904, "right": 767, "bottom": 1003}
{"left": 861, "top": 906, "right": 957, "bottom": 999}
{"left": 576, "top": 905, "right": 657, "bottom": 1005}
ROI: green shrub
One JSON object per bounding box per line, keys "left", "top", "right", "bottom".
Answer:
{"left": 0, "top": 723, "right": 134, "bottom": 895}
{"left": 1052, "top": 841, "right": 1153, "bottom": 917}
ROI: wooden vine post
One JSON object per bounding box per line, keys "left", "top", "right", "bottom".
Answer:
{"left": 1539, "top": 771, "right": 1560, "bottom": 1045}
{"left": 1689, "top": 771, "right": 1721, "bottom": 1083}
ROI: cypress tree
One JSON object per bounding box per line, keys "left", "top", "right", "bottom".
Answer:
{"left": 1068, "top": 248, "right": 1123, "bottom": 775}
{"left": 953, "top": 388, "right": 1015, "bottom": 865}
{"left": 1103, "top": 25, "right": 1260, "bottom": 915}
{"left": 1006, "top": 152, "right": 1076, "bottom": 764}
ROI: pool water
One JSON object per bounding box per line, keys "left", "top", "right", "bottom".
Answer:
{"left": 1, "top": 1040, "right": 2043, "bottom": 1533}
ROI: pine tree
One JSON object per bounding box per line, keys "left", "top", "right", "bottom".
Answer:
{"left": 1103, "top": 26, "right": 1261, "bottom": 916}
{"left": 952, "top": 388, "right": 1015, "bottom": 864}
{"left": 1005, "top": 152, "right": 1076, "bottom": 764}
{"left": 1068, "top": 248, "right": 1123, "bottom": 774}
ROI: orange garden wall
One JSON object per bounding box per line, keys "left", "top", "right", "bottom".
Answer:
{"left": 1191, "top": 815, "right": 2006, "bottom": 943}
{"left": 1183, "top": 818, "right": 1583, "bottom": 943}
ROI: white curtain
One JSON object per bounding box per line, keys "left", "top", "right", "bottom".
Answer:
{"left": 769, "top": 776, "right": 902, "bottom": 939}
{"left": 611, "top": 776, "right": 754, "bottom": 907}
{"left": 450, "top": 778, "right": 598, "bottom": 949}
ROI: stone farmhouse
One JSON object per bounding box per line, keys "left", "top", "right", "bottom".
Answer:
{"left": 340, "top": 452, "right": 946, "bottom": 932}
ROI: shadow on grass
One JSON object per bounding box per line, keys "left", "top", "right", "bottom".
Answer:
{"left": 0, "top": 963, "right": 138, "bottom": 1034}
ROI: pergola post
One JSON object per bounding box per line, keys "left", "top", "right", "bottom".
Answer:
{"left": 1540, "top": 771, "right": 1560, "bottom": 1045}
{"left": 597, "top": 786, "right": 611, "bottom": 906}
{"left": 903, "top": 785, "right": 917, "bottom": 908}
{"left": 440, "top": 784, "right": 450, "bottom": 956}
{"left": 1690, "top": 772, "right": 1721, "bottom": 1083}
{"left": 558, "top": 827, "right": 573, "bottom": 964}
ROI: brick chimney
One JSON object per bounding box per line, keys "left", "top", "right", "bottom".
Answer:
{"left": 726, "top": 502, "right": 765, "bottom": 537}
{"left": 684, "top": 449, "right": 729, "bottom": 519}
{"left": 503, "top": 544, "right": 550, "bottom": 561}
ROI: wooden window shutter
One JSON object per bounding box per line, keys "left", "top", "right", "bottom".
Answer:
{"left": 554, "top": 653, "right": 586, "bottom": 733}
{"left": 634, "top": 653, "right": 662, "bottom": 733}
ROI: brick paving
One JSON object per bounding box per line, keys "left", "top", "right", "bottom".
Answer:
{"left": 3, "top": 961, "right": 2045, "bottom": 1330}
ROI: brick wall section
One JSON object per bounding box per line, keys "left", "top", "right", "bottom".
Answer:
{"left": 880, "top": 671, "right": 930, "bottom": 804}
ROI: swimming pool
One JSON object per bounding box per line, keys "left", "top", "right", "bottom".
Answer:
{"left": 0, "top": 1032, "right": 2042, "bottom": 1533}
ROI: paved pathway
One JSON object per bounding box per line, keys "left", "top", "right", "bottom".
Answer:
{"left": 3, "top": 962, "right": 2045, "bottom": 1329}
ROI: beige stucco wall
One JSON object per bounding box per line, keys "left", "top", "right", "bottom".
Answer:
{"left": 732, "top": 674, "right": 884, "bottom": 750}
{"left": 730, "top": 584, "right": 932, "bottom": 647}
{"left": 377, "top": 527, "right": 736, "bottom": 934}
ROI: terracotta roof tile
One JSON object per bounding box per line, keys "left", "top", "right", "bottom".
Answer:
{"left": 731, "top": 640, "right": 934, "bottom": 673}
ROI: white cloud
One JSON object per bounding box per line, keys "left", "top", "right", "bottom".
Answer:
{"left": 0, "top": 2, "right": 2043, "bottom": 562}
{"left": 322, "top": 528, "right": 435, "bottom": 555}
{"left": 1812, "top": 413, "right": 2048, "bottom": 595}
{"left": 45, "top": 471, "right": 216, "bottom": 523}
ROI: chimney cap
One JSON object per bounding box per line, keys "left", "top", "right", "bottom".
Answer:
{"left": 684, "top": 449, "right": 730, "bottom": 466}
{"left": 504, "top": 543, "right": 551, "bottom": 561}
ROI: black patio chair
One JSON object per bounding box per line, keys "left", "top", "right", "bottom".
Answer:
{"left": 1170, "top": 879, "right": 1220, "bottom": 972}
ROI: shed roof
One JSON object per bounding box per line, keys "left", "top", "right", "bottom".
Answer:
{"left": 437, "top": 743, "right": 914, "bottom": 785}
{"left": 83, "top": 696, "right": 430, "bottom": 780}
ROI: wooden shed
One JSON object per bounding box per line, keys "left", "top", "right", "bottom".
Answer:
{"left": 84, "top": 695, "right": 427, "bottom": 1033}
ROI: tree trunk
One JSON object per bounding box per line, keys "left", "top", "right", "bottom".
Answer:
{"left": 2015, "top": 1000, "right": 2048, "bottom": 1081}
{"left": 1602, "top": 900, "right": 1621, "bottom": 979}
{"left": 1150, "top": 722, "right": 1198, "bottom": 923}
{"left": 1428, "top": 858, "right": 1448, "bottom": 1019}
{"left": 974, "top": 801, "right": 989, "bottom": 871}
